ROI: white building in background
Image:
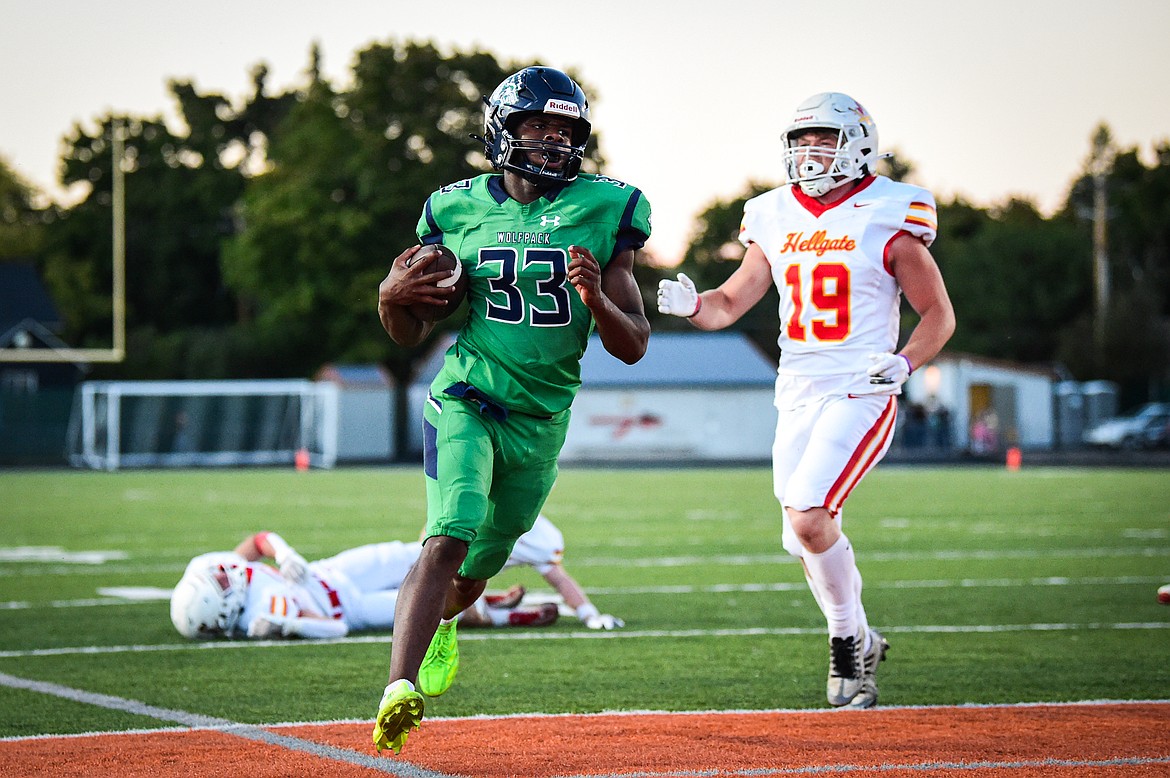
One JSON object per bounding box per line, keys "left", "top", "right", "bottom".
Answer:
{"left": 408, "top": 332, "right": 779, "bottom": 463}
{"left": 63, "top": 342, "right": 1114, "bottom": 470}
{"left": 562, "top": 332, "right": 778, "bottom": 463}
{"left": 398, "top": 340, "right": 1112, "bottom": 464}
{"left": 314, "top": 363, "right": 396, "bottom": 462}
{"left": 899, "top": 352, "right": 1097, "bottom": 452}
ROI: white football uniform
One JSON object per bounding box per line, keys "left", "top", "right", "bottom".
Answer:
{"left": 185, "top": 543, "right": 422, "bottom": 635}
{"left": 183, "top": 519, "right": 563, "bottom": 637}
{"left": 500, "top": 514, "right": 563, "bottom": 575}
{"left": 738, "top": 176, "right": 937, "bottom": 531}
{"left": 307, "top": 541, "right": 423, "bottom": 631}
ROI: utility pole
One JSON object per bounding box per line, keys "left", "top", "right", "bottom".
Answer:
{"left": 1089, "top": 124, "right": 1113, "bottom": 356}
{"left": 112, "top": 120, "right": 127, "bottom": 360}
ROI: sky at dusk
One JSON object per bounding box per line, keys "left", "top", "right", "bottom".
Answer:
{"left": 3, "top": 0, "right": 1169, "bottom": 263}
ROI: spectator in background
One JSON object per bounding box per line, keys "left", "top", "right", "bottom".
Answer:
{"left": 902, "top": 403, "right": 929, "bottom": 449}
{"left": 970, "top": 410, "right": 999, "bottom": 456}
{"left": 931, "top": 406, "right": 953, "bottom": 450}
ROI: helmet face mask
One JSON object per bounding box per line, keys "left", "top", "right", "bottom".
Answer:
{"left": 483, "top": 66, "right": 591, "bottom": 185}
{"left": 170, "top": 560, "right": 248, "bottom": 639}
{"left": 783, "top": 92, "right": 881, "bottom": 197}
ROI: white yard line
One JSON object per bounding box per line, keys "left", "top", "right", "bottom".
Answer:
{"left": 2, "top": 544, "right": 1168, "bottom": 578}
{"left": 4, "top": 574, "right": 1168, "bottom": 610}
{"left": 0, "top": 671, "right": 454, "bottom": 778}
{"left": 0, "top": 620, "right": 1168, "bottom": 660}
{"left": 1, "top": 680, "right": 1167, "bottom": 777}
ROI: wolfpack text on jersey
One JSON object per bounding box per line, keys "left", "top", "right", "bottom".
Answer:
{"left": 418, "top": 173, "right": 651, "bottom": 416}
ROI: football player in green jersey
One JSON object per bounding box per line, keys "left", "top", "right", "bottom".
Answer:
{"left": 372, "top": 66, "right": 651, "bottom": 754}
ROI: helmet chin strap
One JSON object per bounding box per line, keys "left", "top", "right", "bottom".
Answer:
{"left": 798, "top": 178, "right": 837, "bottom": 197}
{"left": 797, "top": 159, "right": 836, "bottom": 197}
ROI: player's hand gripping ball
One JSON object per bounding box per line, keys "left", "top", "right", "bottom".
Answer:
{"left": 405, "top": 244, "right": 468, "bottom": 322}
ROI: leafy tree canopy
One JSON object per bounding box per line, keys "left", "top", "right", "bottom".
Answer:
{"left": 9, "top": 48, "right": 1169, "bottom": 402}
{"left": 0, "top": 156, "right": 48, "bottom": 259}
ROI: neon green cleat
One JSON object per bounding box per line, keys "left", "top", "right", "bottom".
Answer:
{"left": 418, "top": 620, "right": 459, "bottom": 697}
{"left": 372, "top": 680, "right": 424, "bottom": 755}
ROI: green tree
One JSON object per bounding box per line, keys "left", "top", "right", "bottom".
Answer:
{"left": 38, "top": 67, "right": 297, "bottom": 375}
{"left": 0, "top": 156, "right": 48, "bottom": 259}
{"left": 222, "top": 41, "right": 603, "bottom": 383}
{"left": 655, "top": 182, "right": 779, "bottom": 357}
{"left": 1059, "top": 129, "right": 1170, "bottom": 402}
{"left": 933, "top": 198, "right": 1090, "bottom": 363}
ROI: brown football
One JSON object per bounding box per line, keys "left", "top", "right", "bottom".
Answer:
{"left": 404, "top": 244, "right": 468, "bottom": 322}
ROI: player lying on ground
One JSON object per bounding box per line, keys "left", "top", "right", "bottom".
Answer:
{"left": 170, "top": 515, "right": 621, "bottom": 639}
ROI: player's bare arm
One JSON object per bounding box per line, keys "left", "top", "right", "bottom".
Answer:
{"left": 576, "top": 245, "right": 649, "bottom": 364}
{"left": 233, "top": 531, "right": 308, "bottom": 583}
{"left": 888, "top": 234, "right": 956, "bottom": 371}
{"left": 377, "top": 245, "right": 447, "bottom": 346}
{"left": 232, "top": 534, "right": 265, "bottom": 561}
{"left": 688, "top": 242, "right": 773, "bottom": 330}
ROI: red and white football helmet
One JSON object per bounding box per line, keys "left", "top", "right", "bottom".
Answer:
{"left": 783, "top": 92, "right": 884, "bottom": 197}
{"left": 169, "top": 556, "right": 249, "bottom": 639}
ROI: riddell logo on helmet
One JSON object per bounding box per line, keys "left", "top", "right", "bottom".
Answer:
{"left": 544, "top": 99, "right": 581, "bottom": 117}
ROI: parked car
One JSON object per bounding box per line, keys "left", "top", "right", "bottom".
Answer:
{"left": 1083, "top": 402, "right": 1170, "bottom": 449}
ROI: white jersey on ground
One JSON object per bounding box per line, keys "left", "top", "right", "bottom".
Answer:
{"left": 500, "top": 514, "right": 564, "bottom": 575}
{"left": 185, "top": 542, "right": 421, "bottom": 634}
{"left": 182, "top": 517, "right": 562, "bottom": 634}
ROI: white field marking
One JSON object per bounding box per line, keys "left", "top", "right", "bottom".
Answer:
{"left": 575, "top": 546, "right": 1170, "bottom": 567}
{"left": 4, "top": 692, "right": 1165, "bottom": 739}
{"left": 3, "top": 544, "right": 1168, "bottom": 579}
{"left": 0, "top": 547, "right": 128, "bottom": 564}
{"left": 1, "top": 621, "right": 1169, "bottom": 660}
{"left": 5, "top": 697, "right": 1169, "bottom": 742}
{"left": 3, "top": 699, "right": 1168, "bottom": 778}
{"left": 4, "top": 574, "right": 1167, "bottom": 611}
{"left": 586, "top": 575, "right": 1170, "bottom": 596}
{"left": 95, "top": 586, "right": 173, "bottom": 600}
{"left": 554, "top": 756, "right": 1170, "bottom": 776}
{"left": 0, "top": 671, "right": 453, "bottom": 778}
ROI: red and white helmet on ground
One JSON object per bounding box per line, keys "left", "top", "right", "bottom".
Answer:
{"left": 783, "top": 92, "right": 883, "bottom": 197}
{"left": 169, "top": 556, "right": 249, "bottom": 639}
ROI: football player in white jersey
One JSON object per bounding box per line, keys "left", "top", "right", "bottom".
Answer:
{"left": 659, "top": 92, "right": 955, "bottom": 709}
{"left": 169, "top": 515, "right": 621, "bottom": 640}
{"left": 499, "top": 514, "right": 624, "bottom": 630}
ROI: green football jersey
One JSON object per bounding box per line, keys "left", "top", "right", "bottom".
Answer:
{"left": 418, "top": 173, "right": 651, "bottom": 416}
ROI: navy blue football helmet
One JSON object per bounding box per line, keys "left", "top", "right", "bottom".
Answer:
{"left": 482, "top": 66, "right": 591, "bottom": 184}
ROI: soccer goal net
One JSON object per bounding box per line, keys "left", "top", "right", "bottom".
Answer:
{"left": 66, "top": 380, "right": 338, "bottom": 470}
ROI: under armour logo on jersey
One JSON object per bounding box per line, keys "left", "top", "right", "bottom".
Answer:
{"left": 539, "top": 215, "right": 561, "bottom": 228}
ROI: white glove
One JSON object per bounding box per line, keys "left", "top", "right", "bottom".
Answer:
{"left": 265, "top": 532, "right": 309, "bottom": 584}
{"left": 247, "top": 615, "right": 289, "bottom": 639}
{"left": 866, "top": 353, "right": 912, "bottom": 387}
{"left": 657, "top": 273, "right": 700, "bottom": 317}
{"left": 246, "top": 615, "right": 347, "bottom": 640}
{"left": 278, "top": 551, "right": 309, "bottom": 584}
{"left": 584, "top": 613, "right": 624, "bottom": 630}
